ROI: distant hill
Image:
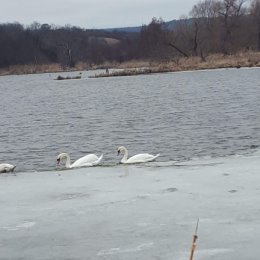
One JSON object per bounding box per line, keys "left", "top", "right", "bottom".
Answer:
{"left": 103, "top": 19, "right": 180, "bottom": 33}
{"left": 104, "top": 26, "right": 141, "bottom": 33}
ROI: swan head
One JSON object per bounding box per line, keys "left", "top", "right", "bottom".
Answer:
{"left": 57, "top": 153, "right": 68, "bottom": 165}
{"left": 117, "top": 146, "right": 126, "bottom": 155}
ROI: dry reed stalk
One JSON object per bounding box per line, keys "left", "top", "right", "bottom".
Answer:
{"left": 189, "top": 219, "right": 199, "bottom": 260}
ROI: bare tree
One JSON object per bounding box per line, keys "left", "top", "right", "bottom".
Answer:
{"left": 139, "top": 17, "right": 170, "bottom": 60}
{"left": 218, "top": 0, "right": 247, "bottom": 53}
{"left": 250, "top": 0, "right": 260, "bottom": 50}
{"left": 190, "top": 0, "right": 223, "bottom": 56}
{"left": 168, "top": 19, "right": 192, "bottom": 58}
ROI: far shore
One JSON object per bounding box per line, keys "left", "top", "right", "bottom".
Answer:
{"left": 0, "top": 51, "right": 259, "bottom": 77}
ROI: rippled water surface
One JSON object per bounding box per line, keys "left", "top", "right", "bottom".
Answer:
{"left": 0, "top": 68, "right": 260, "bottom": 171}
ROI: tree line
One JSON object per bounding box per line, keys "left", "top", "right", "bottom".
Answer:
{"left": 0, "top": 22, "right": 139, "bottom": 68}
{"left": 0, "top": 0, "right": 259, "bottom": 69}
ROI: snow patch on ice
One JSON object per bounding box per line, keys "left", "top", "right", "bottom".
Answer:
{"left": 0, "top": 221, "right": 36, "bottom": 231}
{"left": 197, "top": 247, "right": 235, "bottom": 256}
{"left": 16, "top": 221, "right": 36, "bottom": 229}
{"left": 97, "top": 242, "right": 154, "bottom": 256}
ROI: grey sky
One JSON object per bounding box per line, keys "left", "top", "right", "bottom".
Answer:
{"left": 0, "top": 0, "right": 199, "bottom": 28}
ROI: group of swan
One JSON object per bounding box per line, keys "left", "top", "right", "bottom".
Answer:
{"left": 0, "top": 146, "right": 160, "bottom": 173}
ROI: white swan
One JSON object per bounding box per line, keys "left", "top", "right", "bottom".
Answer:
{"left": 57, "top": 153, "right": 103, "bottom": 168}
{"left": 0, "top": 163, "right": 16, "bottom": 173}
{"left": 117, "top": 146, "right": 160, "bottom": 164}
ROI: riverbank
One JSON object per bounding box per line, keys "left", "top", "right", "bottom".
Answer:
{"left": 0, "top": 51, "right": 259, "bottom": 77}
{"left": 92, "top": 51, "right": 260, "bottom": 78}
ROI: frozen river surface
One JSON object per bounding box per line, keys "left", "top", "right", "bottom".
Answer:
{"left": 1, "top": 151, "right": 260, "bottom": 260}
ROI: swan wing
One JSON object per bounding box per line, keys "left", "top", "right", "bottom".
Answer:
{"left": 71, "top": 154, "right": 102, "bottom": 168}
{"left": 125, "top": 153, "right": 160, "bottom": 164}
{"left": 90, "top": 154, "right": 103, "bottom": 166}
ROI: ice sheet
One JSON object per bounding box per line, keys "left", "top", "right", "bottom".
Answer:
{"left": 0, "top": 151, "right": 260, "bottom": 260}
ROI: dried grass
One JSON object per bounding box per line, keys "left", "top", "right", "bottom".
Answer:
{"left": 0, "top": 51, "right": 259, "bottom": 77}
{"left": 0, "top": 63, "right": 63, "bottom": 76}
{"left": 91, "top": 51, "right": 260, "bottom": 78}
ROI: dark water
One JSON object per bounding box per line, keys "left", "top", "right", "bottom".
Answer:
{"left": 0, "top": 68, "right": 260, "bottom": 171}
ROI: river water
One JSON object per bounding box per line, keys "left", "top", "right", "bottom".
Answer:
{"left": 0, "top": 68, "right": 260, "bottom": 260}
{"left": 0, "top": 68, "right": 259, "bottom": 171}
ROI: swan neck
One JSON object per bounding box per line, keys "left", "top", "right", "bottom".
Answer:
{"left": 121, "top": 147, "right": 128, "bottom": 162}
{"left": 65, "top": 153, "right": 71, "bottom": 168}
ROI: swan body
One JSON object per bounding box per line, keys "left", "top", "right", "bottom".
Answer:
{"left": 57, "top": 153, "right": 103, "bottom": 168}
{"left": 0, "top": 163, "right": 16, "bottom": 173}
{"left": 117, "top": 146, "right": 160, "bottom": 164}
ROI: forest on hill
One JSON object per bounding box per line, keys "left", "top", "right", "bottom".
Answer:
{"left": 0, "top": 0, "right": 259, "bottom": 70}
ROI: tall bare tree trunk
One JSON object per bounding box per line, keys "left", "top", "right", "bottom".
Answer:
{"left": 258, "top": 22, "right": 260, "bottom": 51}
{"left": 193, "top": 21, "right": 199, "bottom": 56}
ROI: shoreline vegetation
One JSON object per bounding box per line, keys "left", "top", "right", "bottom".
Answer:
{"left": 1, "top": 1, "right": 260, "bottom": 79}
{"left": 0, "top": 51, "right": 259, "bottom": 78}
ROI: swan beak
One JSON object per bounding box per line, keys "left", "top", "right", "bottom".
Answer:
{"left": 117, "top": 150, "right": 120, "bottom": 156}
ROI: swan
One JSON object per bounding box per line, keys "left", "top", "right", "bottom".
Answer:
{"left": 0, "top": 163, "right": 16, "bottom": 173}
{"left": 57, "top": 152, "right": 103, "bottom": 168}
{"left": 117, "top": 146, "right": 160, "bottom": 164}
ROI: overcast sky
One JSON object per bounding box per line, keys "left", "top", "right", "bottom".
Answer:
{"left": 0, "top": 0, "right": 199, "bottom": 29}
